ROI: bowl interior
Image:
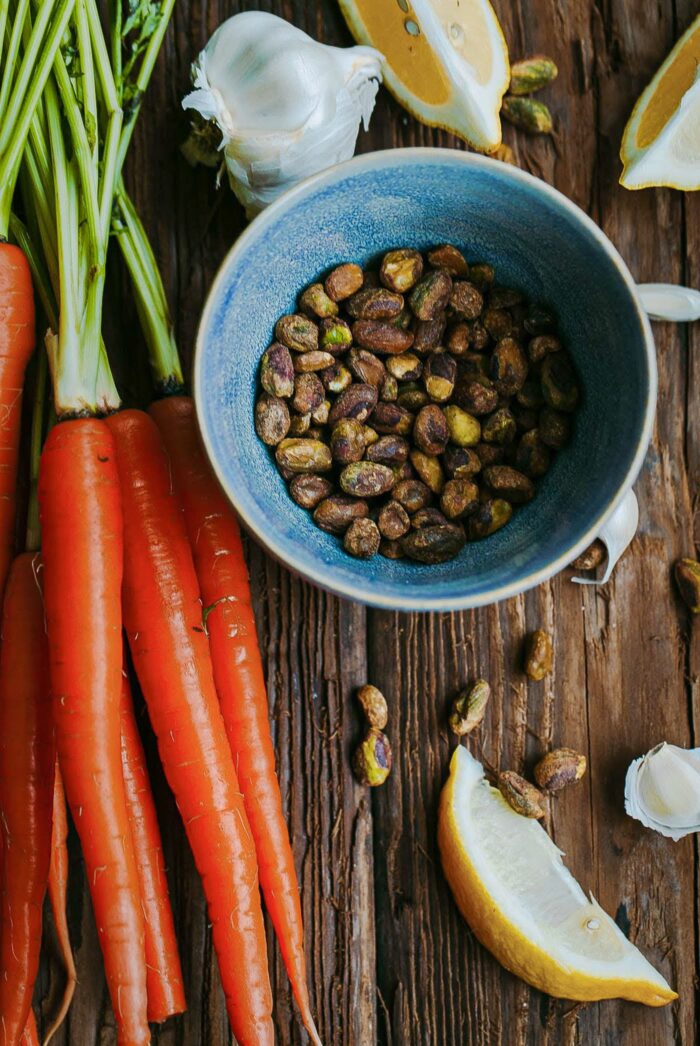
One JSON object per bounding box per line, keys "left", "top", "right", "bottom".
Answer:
{"left": 195, "top": 151, "right": 654, "bottom": 610}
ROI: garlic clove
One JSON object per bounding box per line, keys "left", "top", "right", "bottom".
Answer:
{"left": 571, "top": 488, "right": 638, "bottom": 587}
{"left": 182, "top": 11, "right": 382, "bottom": 217}
{"left": 624, "top": 742, "right": 700, "bottom": 840}
{"left": 637, "top": 283, "right": 700, "bottom": 322}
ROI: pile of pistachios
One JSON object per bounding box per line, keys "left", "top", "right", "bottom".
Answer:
{"left": 255, "top": 244, "right": 580, "bottom": 563}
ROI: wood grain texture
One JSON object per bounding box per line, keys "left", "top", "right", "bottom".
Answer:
{"left": 33, "top": 1, "right": 699, "bottom": 1043}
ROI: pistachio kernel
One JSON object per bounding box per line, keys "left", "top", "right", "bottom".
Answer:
{"left": 261, "top": 343, "right": 295, "bottom": 398}
{"left": 443, "top": 404, "right": 481, "bottom": 447}
{"left": 426, "top": 244, "right": 469, "bottom": 277}
{"left": 357, "top": 684, "right": 389, "bottom": 730}
{"left": 344, "top": 517, "right": 381, "bottom": 559}
{"left": 289, "top": 474, "right": 333, "bottom": 510}
{"left": 440, "top": 478, "right": 480, "bottom": 521}
{"left": 497, "top": 771, "right": 546, "bottom": 819}
{"left": 255, "top": 394, "right": 291, "bottom": 446}
{"left": 324, "top": 262, "right": 364, "bottom": 302}
{"left": 409, "top": 270, "right": 453, "bottom": 320}
{"left": 534, "top": 748, "right": 586, "bottom": 792}
{"left": 275, "top": 438, "right": 332, "bottom": 474}
{"left": 275, "top": 313, "right": 319, "bottom": 353}
{"left": 413, "top": 404, "right": 449, "bottom": 456}
{"left": 313, "top": 495, "right": 369, "bottom": 534}
{"left": 448, "top": 679, "right": 491, "bottom": 736}
{"left": 352, "top": 728, "right": 393, "bottom": 786}
{"left": 570, "top": 540, "right": 606, "bottom": 572}
{"left": 299, "top": 282, "right": 339, "bottom": 318}
{"left": 380, "top": 248, "right": 424, "bottom": 293}
{"left": 524, "top": 629, "right": 554, "bottom": 681}
{"left": 400, "top": 524, "right": 466, "bottom": 564}
{"left": 410, "top": 450, "right": 445, "bottom": 494}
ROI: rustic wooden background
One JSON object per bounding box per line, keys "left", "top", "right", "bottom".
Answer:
{"left": 33, "top": 1, "right": 700, "bottom": 1043}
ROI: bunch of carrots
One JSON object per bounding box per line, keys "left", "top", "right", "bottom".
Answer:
{"left": 0, "top": 3, "right": 320, "bottom": 1044}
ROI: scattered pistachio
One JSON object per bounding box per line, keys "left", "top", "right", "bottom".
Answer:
{"left": 524, "top": 629, "right": 554, "bottom": 681}
{"left": 352, "top": 319, "right": 415, "bottom": 354}
{"left": 347, "top": 348, "right": 386, "bottom": 388}
{"left": 453, "top": 379, "right": 499, "bottom": 417}
{"left": 483, "top": 465, "right": 534, "bottom": 504}
{"left": 370, "top": 402, "right": 414, "bottom": 436}
{"left": 675, "top": 558, "right": 700, "bottom": 613}
{"left": 380, "top": 248, "right": 424, "bottom": 293}
{"left": 498, "top": 771, "right": 546, "bottom": 818}
{"left": 440, "top": 478, "right": 480, "bottom": 521}
{"left": 448, "top": 679, "right": 491, "bottom": 736}
{"left": 401, "top": 523, "right": 466, "bottom": 564}
{"left": 501, "top": 95, "right": 553, "bottom": 135}
{"left": 412, "top": 315, "right": 446, "bottom": 352}
{"left": 294, "top": 350, "right": 336, "bottom": 373}
{"left": 427, "top": 244, "right": 469, "bottom": 277}
{"left": 275, "top": 313, "right": 319, "bottom": 353}
{"left": 324, "top": 262, "right": 363, "bottom": 302}
{"left": 490, "top": 336, "right": 528, "bottom": 395}
{"left": 410, "top": 450, "right": 445, "bottom": 494}
{"left": 541, "top": 352, "right": 579, "bottom": 412}
{"left": 482, "top": 407, "right": 517, "bottom": 445}
{"left": 534, "top": 748, "right": 586, "bottom": 792}
{"left": 443, "top": 445, "right": 482, "bottom": 479}
{"left": 328, "top": 383, "right": 378, "bottom": 425}
{"left": 443, "top": 404, "right": 481, "bottom": 447}
{"left": 299, "top": 282, "right": 339, "bottom": 318}
{"left": 423, "top": 351, "right": 457, "bottom": 402}
{"left": 378, "top": 500, "right": 411, "bottom": 540}
{"left": 255, "top": 394, "right": 291, "bottom": 446}
{"left": 346, "top": 287, "right": 404, "bottom": 320}
{"left": 331, "top": 418, "right": 367, "bottom": 464}
{"left": 344, "top": 517, "right": 381, "bottom": 558}
{"left": 321, "top": 361, "right": 352, "bottom": 394}
{"left": 386, "top": 352, "right": 423, "bottom": 382}
{"left": 292, "top": 372, "right": 325, "bottom": 415}
{"left": 366, "top": 435, "right": 409, "bottom": 465}
{"left": 319, "top": 316, "right": 353, "bottom": 352}
{"left": 261, "top": 343, "right": 295, "bottom": 398}
{"left": 379, "top": 538, "right": 404, "bottom": 559}
{"left": 509, "top": 55, "right": 558, "bottom": 96}
{"left": 357, "top": 684, "right": 389, "bottom": 730}
{"left": 413, "top": 404, "right": 449, "bottom": 456}
{"left": 289, "top": 474, "right": 333, "bottom": 510}
{"left": 313, "top": 495, "right": 369, "bottom": 534}
{"left": 392, "top": 479, "right": 432, "bottom": 514}
{"left": 446, "top": 322, "right": 471, "bottom": 356}
{"left": 467, "top": 499, "right": 513, "bottom": 539}
{"left": 409, "top": 270, "right": 453, "bottom": 320}
{"left": 570, "top": 540, "right": 606, "bottom": 572}
{"left": 352, "top": 728, "right": 393, "bottom": 786}
{"left": 275, "top": 437, "right": 332, "bottom": 474}
{"left": 450, "top": 281, "right": 484, "bottom": 319}
{"left": 339, "top": 461, "right": 395, "bottom": 498}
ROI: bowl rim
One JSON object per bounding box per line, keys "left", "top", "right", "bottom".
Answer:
{"left": 194, "top": 146, "right": 657, "bottom": 611}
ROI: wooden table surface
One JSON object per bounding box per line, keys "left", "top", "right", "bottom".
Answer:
{"left": 34, "top": 2, "right": 700, "bottom": 1043}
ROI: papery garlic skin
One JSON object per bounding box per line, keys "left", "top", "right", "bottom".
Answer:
{"left": 624, "top": 742, "right": 700, "bottom": 841}
{"left": 183, "top": 11, "right": 383, "bottom": 217}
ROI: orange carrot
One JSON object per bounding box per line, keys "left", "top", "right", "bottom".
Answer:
{"left": 119, "top": 672, "right": 185, "bottom": 1023}
{"left": 20, "top": 1012, "right": 39, "bottom": 1046}
{"left": 38, "top": 419, "right": 149, "bottom": 1046}
{"left": 106, "top": 409, "right": 274, "bottom": 1046}
{"left": 0, "top": 553, "right": 54, "bottom": 1046}
{"left": 0, "top": 246, "right": 35, "bottom": 600}
{"left": 44, "top": 763, "right": 76, "bottom": 1046}
{"left": 151, "top": 395, "right": 320, "bottom": 1043}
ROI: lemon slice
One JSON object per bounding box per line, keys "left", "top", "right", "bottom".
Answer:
{"left": 338, "top": 0, "right": 509, "bottom": 151}
{"left": 620, "top": 14, "right": 700, "bottom": 189}
{"left": 438, "top": 747, "right": 677, "bottom": 1005}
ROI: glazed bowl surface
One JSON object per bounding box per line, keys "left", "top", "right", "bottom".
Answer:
{"left": 194, "top": 148, "right": 656, "bottom": 611}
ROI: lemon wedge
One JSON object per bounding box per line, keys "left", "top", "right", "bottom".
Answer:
{"left": 620, "top": 14, "right": 700, "bottom": 189}
{"left": 438, "top": 747, "right": 677, "bottom": 1005}
{"left": 337, "top": 0, "right": 509, "bottom": 151}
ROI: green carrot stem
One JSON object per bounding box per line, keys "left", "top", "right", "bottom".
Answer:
{"left": 0, "top": 0, "right": 77, "bottom": 236}
{"left": 113, "top": 184, "right": 184, "bottom": 391}
{"left": 0, "top": 0, "right": 30, "bottom": 125}
{"left": 115, "top": 0, "right": 176, "bottom": 174}
{"left": 9, "top": 214, "right": 54, "bottom": 552}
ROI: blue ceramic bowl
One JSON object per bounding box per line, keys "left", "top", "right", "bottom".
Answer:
{"left": 194, "top": 149, "right": 655, "bottom": 611}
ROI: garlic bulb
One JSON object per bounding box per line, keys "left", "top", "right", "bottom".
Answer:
{"left": 182, "top": 11, "right": 383, "bottom": 217}
{"left": 624, "top": 742, "right": 700, "bottom": 840}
